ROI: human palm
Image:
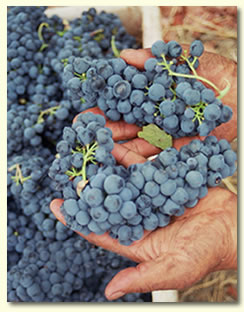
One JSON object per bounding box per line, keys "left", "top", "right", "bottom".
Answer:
{"left": 50, "top": 46, "right": 237, "bottom": 300}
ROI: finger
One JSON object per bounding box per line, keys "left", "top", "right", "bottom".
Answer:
{"left": 50, "top": 198, "right": 66, "bottom": 225}
{"left": 120, "top": 48, "right": 153, "bottom": 70}
{"left": 122, "top": 135, "right": 202, "bottom": 157}
{"left": 105, "top": 254, "right": 188, "bottom": 300}
{"left": 72, "top": 107, "right": 107, "bottom": 124}
{"left": 73, "top": 107, "right": 141, "bottom": 141}
{"left": 112, "top": 143, "right": 147, "bottom": 167}
{"left": 106, "top": 120, "right": 141, "bottom": 141}
{"left": 197, "top": 52, "right": 237, "bottom": 141}
{"left": 122, "top": 138, "right": 162, "bottom": 158}
{"left": 120, "top": 45, "right": 188, "bottom": 70}
{"left": 173, "top": 135, "right": 203, "bottom": 150}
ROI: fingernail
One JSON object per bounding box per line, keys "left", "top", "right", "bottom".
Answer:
{"left": 107, "top": 290, "right": 125, "bottom": 301}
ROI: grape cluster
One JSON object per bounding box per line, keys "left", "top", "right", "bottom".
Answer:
{"left": 7, "top": 99, "right": 75, "bottom": 157}
{"left": 65, "top": 39, "right": 232, "bottom": 137}
{"left": 8, "top": 147, "right": 54, "bottom": 200}
{"left": 48, "top": 112, "right": 237, "bottom": 246}
{"left": 7, "top": 6, "right": 64, "bottom": 106}
{"left": 49, "top": 8, "right": 138, "bottom": 113}
{"left": 8, "top": 234, "right": 149, "bottom": 302}
{"left": 7, "top": 6, "right": 71, "bottom": 152}
{"left": 7, "top": 147, "right": 73, "bottom": 242}
{"left": 48, "top": 112, "right": 116, "bottom": 190}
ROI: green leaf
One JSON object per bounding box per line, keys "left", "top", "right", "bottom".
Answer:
{"left": 138, "top": 124, "right": 172, "bottom": 150}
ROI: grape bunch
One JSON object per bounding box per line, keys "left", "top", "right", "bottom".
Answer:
{"left": 8, "top": 234, "right": 149, "bottom": 302}
{"left": 7, "top": 6, "right": 72, "bottom": 153}
{"left": 48, "top": 112, "right": 116, "bottom": 191}
{"left": 8, "top": 146, "right": 54, "bottom": 200}
{"left": 48, "top": 112, "right": 237, "bottom": 246}
{"left": 65, "top": 39, "right": 232, "bottom": 138}
{"left": 49, "top": 7, "right": 139, "bottom": 114}
{"left": 7, "top": 6, "right": 65, "bottom": 106}
{"left": 7, "top": 146, "right": 75, "bottom": 243}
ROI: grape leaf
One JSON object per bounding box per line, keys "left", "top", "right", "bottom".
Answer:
{"left": 138, "top": 124, "right": 172, "bottom": 150}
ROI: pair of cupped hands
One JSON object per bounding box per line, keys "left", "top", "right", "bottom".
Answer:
{"left": 51, "top": 47, "right": 237, "bottom": 300}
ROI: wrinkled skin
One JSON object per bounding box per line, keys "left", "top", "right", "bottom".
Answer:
{"left": 50, "top": 47, "right": 237, "bottom": 300}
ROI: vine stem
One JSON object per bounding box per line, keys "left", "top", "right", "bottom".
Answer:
{"left": 180, "top": 54, "right": 198, "bottom": 76}
{"left": 81, "top": 142, "right": 98, "bottom": 181}
{"left": 37, "top": 105, "right": 61, "bottom": 124}
{"left": 159, "top": 54, "right": 230, "bottom": 99}
{"left": 111, "top": 35, "right": 120, "bottom": 58}
{"left": 8, "top": 164, "right": 31, "bottom": 185}
{"left": 67, "top": 141, "right": 98, "bottom": 182}
{"left": 74, "top": 72, "right": 87, "bottom": 81}
{"left": 37, "top": 22, "right": 49, "bottom": 52}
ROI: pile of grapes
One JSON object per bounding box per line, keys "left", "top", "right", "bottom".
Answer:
{"left": 7, "top": 6, "right": 236, "bottom": 302}
{"left": 7, "top": 6, "right": 150, "bottom": 302}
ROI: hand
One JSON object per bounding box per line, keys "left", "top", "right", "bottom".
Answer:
{"left": 51, "top": 110, "right": 237, "bottom": 300}
{"left": 51, "top": 184, "right": 237, "bottom": 300}
{"left": 50, "top": 47, "right": 237, "bottom": 300}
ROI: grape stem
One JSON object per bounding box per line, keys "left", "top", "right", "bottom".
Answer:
{"left": 180, "top": 52, "right": 198, "bottom": 76}
{"left": 191, "top": 101, "right": 207, "bottom": 124}
{"left": 111, "top": 35, "right": 120, "bottom": 57}
{"left": 56, "top": 29, "right": 68, "bottom": 37}
{"left": 81, "top": 141, "right": 98, "bottom": 181}
{"left": 159, "top": 54, "right": 230, "bottom": 99}
{"left": 66, "top": 141, "right": 98, "bottom": 182}
{"left": 37, "top": 22, "right": 49, "bottom": 52}
{"left": 37, "top": 105, "right": 61, "bottom": 124}
{"left": 74, "top": 72, "right": 87, "bottom": 81}
{"left": 8, "top": 163, "right": 31, "bottom": 185}
{"left": 80, "top": 98, "right": 86, "bottom": 104}
{"left": 72, "top": 36, "right": 83, "bottom": 51}
{"left": 90, "top": 28, "right": 104, "bottom": 37}
{"left": 73, "top": 36, "right": 82, "bottom": 42}
{"left": 90, "top": 28, "right": 105, "bottom": 41}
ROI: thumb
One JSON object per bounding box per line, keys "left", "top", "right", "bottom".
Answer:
{"left": 50, "top": 198, "right": 65, "bottom": 224}
{"left": 120, "top": 48, "right": 153, "bottom": 70}
{"left": 105, "top": 255, "right": 180, "bottom": 300}
{"left": 104, "top": 251, "right": 204, "bottom": 301}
